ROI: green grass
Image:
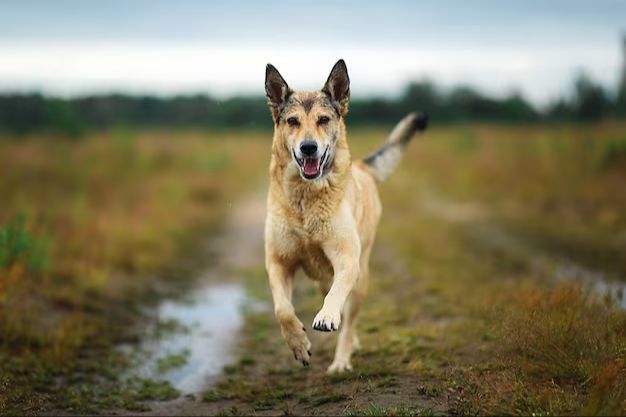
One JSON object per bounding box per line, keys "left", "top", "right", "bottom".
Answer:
{"left": 345, "top": 406, "right": 435, "bottom": 416}
{"left": 133, "top": 379, "right": 180, "bottom": 401}
{"left": 156, "top": 349, "right": 190, "bottom": 373}
{"left": 0, "top": 212, "right": 49, "bottom": 276}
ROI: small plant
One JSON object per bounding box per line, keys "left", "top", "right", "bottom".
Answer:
{"left": 239, "top": 355, "right": 256, "bottom": 366}
{"left": 0, "top": 213, "right": 49, "bottom": 276}
{"left": 133, "top": 379, "right": 179, "bottom": 401}
{"left": 345, "top": 406, "right": 432, "bottom": 416}
{"left": 156, "top": 349, "right": 190, "bottom": 373}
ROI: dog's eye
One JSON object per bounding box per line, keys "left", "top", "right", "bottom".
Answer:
{"left": 318, "top": 116, "right": 330, "bottom": 125}
{"left": 287, "top": 117, "right": 300, "bottom": 127}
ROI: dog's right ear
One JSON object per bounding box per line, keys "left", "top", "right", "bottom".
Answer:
{"left": 265, "top": 64, "right": 291, "bottom": 123}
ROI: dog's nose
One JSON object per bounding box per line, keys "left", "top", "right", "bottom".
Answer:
{"left": 300, "top": 141, "right": 318, "bottom": 156}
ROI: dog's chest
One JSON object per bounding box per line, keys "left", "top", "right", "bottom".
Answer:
{"left": 282, "top": 224, "right": 334, "bottom": 279}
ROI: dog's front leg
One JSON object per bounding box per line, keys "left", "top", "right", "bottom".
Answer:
{"left": 312, "top": 230, "right": 361, "bottom": 332}
{"left": 266, "top": 259, "right": 311, "bottom": 366}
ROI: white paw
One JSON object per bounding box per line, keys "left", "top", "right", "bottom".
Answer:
{"left": 283, "top": 326, "right": 312, "bottom": 367}
{"left": 312, "top": 308, "right": 341, "bottom": 332}
{"left": 327, "top": 359, "right": 353, "bottom": 374}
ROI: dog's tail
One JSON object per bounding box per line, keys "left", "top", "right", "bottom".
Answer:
{"left": 362, "top": 112, "right": 428, "bottom": 182}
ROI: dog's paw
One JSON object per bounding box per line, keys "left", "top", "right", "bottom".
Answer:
{"left": 327, "top": 359, "right": 353, "bottom": 374}
{"left": 284, "top": 327, "right": 312, "bottom": 367}
{"left": 312, "top": 308, "right": 341, "bottom": 332}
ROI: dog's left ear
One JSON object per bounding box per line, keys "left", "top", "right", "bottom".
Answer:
{"left": 322, "top": 59, "right": 350, "bottom": 117}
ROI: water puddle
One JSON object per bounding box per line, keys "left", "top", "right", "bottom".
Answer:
{"left": 120, "top": 195, "right": 268, "bottom": 395}
{"left": 127, "top": 282, "right": 248, "bottom": 393}
{"left": 554, "top": 262, "right": 625, "bottom": 309}
{"left": 471, "top": 221, "right": 626, "bottom": 309}
{"left": 418, "top": 187, "right": 626, "bottom": 309}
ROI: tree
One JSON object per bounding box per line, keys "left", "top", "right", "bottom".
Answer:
{"left": 572, "top": 72, "right": 610, "bottom": 121}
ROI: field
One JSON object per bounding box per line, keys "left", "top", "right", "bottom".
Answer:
{"left": 1, "top": 122, "right": 625, "bottom": 415}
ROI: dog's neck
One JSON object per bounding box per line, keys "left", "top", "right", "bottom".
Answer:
{"left": 269, "top": 132, "right": 352, "bottom": 223}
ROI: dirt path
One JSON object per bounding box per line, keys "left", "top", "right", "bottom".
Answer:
{"left": 108, "top": 193, "right": 269, "bottom": 416}
{"left": 109, "top": 188, "right": 447, "bottom": 416}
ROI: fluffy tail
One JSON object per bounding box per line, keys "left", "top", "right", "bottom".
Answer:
{"left": 362, "top": 112, "right": 428, "bottom": 181}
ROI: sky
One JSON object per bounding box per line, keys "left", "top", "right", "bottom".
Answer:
{"left": 0, "top": 0, "right": 624, "bottom": 106}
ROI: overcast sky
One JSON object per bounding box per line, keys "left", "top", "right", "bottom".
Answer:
{"left": 0, "top": 0, "right": 624, "bottom": 106}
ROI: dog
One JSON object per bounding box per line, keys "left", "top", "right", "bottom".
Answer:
{"left": 264, "top": 59, "right": 427, "bottom": 373}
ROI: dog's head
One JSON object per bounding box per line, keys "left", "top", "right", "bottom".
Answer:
{"left": 265, "top": 59, "right": 350, "bottom": 181}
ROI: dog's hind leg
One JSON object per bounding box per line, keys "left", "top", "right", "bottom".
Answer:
{"left": 267, "top": 260, "right": 311, "bottom": 367}
{"left": 327, "top": 243, "right": 371, "bottom": 374}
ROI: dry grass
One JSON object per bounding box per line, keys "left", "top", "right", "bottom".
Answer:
{"left": 0, "top": 128, "right": 268, "bottom": 414}
{"left": 1, "top": 122, "right": 625, "bottom": 415}
{"left": 498, "top": 284, "right": 625, "bottom": 384}
{"left": 404, "top": 122, "right": 626, "bottom": 276}
{"left": 459, "top": 284, "right": 626, "bottom": 415}
{"left": 355, "top": 122, "right": 626, "bottom": 416}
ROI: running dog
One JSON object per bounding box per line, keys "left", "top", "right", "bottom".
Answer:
{"left": 264, "top": 59, "right": 427, "bottom": 373}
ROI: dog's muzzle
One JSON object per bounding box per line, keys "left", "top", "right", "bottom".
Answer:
{"left": 292, "top": 146, "right": 330, "bottom": 180}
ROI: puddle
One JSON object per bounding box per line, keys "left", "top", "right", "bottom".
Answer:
{"left": 120, "top": 194, "right": 268, "bottom": 394}
{"left": 473, "top": 221, "right": 626, "bottom": 309}
{"left": 554, "top": 262, "right": 626, "bottom": 309}
{"left": 128, "top": 282, "right": 247, "bottom": 393}
{"left": 418, "top": 187, "right": 626, "bottom": 309}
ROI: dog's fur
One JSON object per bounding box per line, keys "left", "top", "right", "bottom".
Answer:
{"left": 264, "top": 59, "right": 427, "bottom": 373}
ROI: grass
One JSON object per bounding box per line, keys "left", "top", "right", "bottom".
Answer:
{"left": 0, "top": 212, "right": 49, "bottom": 276}
{"left": 381, "top": 122, "right": 626, "bottom": 416}
{"left": 0, "top": 128, "right": 268, "bottom": 415}
{"left": 396, "top": 121, "right": 626, "bottom": 277}
{"left": 436, "top": 283, "right": 626, "bottom": 416}
{"left": 195, "top": 122, "right": 626, "bottom": 416}
{"left": 345, "top": 406, "right": 435, "bottom": 416}
{"left": 0, "top": 122, "right": 625, "bottom": 415}
{"left": 376, "top": 122, "right": 626, "bottom": 415}
{"left": 156, "top": 349, "right": 190, "bottom": 373}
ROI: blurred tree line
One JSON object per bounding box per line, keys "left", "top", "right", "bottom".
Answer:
{"left": 1, "top": 70, "right": 625, "bottom": 137}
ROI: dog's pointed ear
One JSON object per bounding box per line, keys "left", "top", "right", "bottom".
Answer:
{"left": 322, "top": 59, "right": 350, "bottom": 117}
{"left": 265, "top": 63, "right": 291, "bottom": 122}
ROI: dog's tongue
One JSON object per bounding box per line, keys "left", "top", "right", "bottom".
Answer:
{"left": 303, "top": 158, "right": 321, "bottom": 176}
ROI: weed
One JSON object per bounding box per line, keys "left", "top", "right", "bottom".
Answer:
{"left": 0, "top": 212, "right": 49, "bottom": 276}
{"left": 156, "top": 349, "right": 190, "bottom": 373}
{"left": 239, "top": 354, "right": 256, "bottom": 366}
{"left": 133, "top": 379, "right": 180, "bottom": 401}
{"left": 345, "top": 406, "right": 433, "bottom": 416}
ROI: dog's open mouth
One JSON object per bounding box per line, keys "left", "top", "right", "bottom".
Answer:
{"left": 293, "top": 147, "right": 328, "bottom": 180}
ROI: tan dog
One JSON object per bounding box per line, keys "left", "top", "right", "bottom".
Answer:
{"left": 264, "top": 59, "right": 427, "bottom": 373}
